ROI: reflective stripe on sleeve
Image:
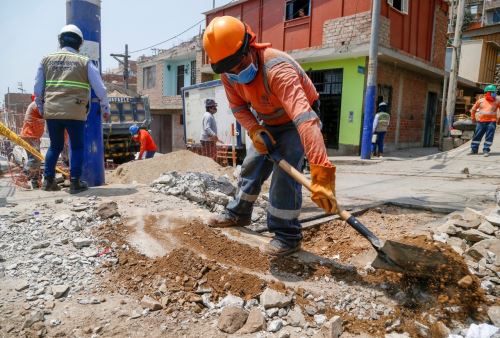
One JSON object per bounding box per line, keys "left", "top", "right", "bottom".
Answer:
{"left": 293, "top": 111, "right": 319, "bottom": 128}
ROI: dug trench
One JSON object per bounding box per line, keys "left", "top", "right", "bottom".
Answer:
{"left": 95, "top": 205, "right": 493, "bottom": 337}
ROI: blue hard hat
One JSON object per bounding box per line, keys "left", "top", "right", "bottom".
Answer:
{"left": 129, "top": 125, "right": 139, "bottom": 135}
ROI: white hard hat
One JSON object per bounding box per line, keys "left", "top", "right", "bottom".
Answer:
{"left": 60, "top": 24, "right": 83, "bottom": 40}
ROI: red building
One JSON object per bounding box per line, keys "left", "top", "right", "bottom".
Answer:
{"left": 202, "top": 0, "right": 479, "bottom": 154}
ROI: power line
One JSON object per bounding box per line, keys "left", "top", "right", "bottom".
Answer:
{"left": 129, "top": 18, "right": 205, "bottom": 54}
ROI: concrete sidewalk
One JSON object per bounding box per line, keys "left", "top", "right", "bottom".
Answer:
{"left": 335, "top": 131, "right": 500, "bottom": 213}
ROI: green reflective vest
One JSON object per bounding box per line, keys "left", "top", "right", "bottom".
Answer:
{"left": 42, "top": 52, "right": 90, "bottom": 121}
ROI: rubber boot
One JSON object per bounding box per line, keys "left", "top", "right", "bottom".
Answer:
{"left": 70, "top": 178, "right": 88, "bottom": 194}
{"left": 42, "top": 177, "right": 61, "bottom": 191}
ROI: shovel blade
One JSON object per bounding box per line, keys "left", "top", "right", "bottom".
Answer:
{"left": 371, "top": 240, "right": 450, "bottom": 277}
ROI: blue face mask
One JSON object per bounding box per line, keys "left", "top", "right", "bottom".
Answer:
{"left": 226, "top": 62, "right": 258, "bottom": 84}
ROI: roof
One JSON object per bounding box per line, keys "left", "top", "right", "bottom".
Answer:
{"left": 202, "top": 0, "right": 248, "bottom": 15}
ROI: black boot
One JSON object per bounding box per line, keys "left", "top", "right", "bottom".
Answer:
{"left": 42, "top": 177, "right": 61, "bottom": 191}
{"left": 70, "top": 178, "right": 88, "bottom": 194}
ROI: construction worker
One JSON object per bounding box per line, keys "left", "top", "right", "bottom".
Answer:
{"left": 203, "top": 16, "right": 336, "bottom": 256}
{"left": 200, "top": 99, "right": 221, "bottom": 160}
{"left": 371, "top": 102, "right": 390, "bottom": 157}
{"left": 129, "top": 125, "right": 157, "bottom": 159}
{"left": 20, "top": 96, "right": 45, "bottom": 189}
{"left": 470, "top": 85, "right": 500, "bottom": 157}
{"left": 34, "top": 24, "right": 110, "bottom": 193}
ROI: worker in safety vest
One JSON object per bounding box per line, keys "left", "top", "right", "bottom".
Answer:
{"left": 470, "top": 85, "right": 500, "bottom": 157}
{"left": 20, "top": 96, "right": 45, "bottom": 189}
{"left": 203, "top": 16, "right": 336, "bottom": 256}
{"left": 371, "top": 102, "right": 391, "bottom": 157}
{"left": 34, "top": 24, "right": 110, "bottom": 193}
{"left": 129, "top": 125, "right": 157, "bottom": 160}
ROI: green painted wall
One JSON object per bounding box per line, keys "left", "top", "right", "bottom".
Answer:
{"left": 300, "top": 57, "right": 366, "bottom": 146}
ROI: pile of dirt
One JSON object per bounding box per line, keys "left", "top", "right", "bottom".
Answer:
{"left": 107, "top": 150, "right": 235, "bottom": 184}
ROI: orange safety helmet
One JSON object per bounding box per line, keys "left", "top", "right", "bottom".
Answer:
{"left": 203, "top": 16, "right": 253, "bottom": 74}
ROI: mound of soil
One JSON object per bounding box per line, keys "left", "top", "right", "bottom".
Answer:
{"left": 107, "top": 150, "right": 235, "bottom": 184}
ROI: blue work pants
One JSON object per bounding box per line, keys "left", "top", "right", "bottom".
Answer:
{"left": 471, "top": 121, "right": 496, "bottom": 153}
{"left": 227, "top": 122, "right": 304, "bottom": 246}
{"left": 45, "top": 119, "right": 85, "bottom": 179}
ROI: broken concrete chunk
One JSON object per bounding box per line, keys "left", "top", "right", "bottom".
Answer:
{"left": 140, "top": 295, "right": 162, "bottom": 311}
{"left": 267, "top": 319, "right": 283, "bottom": 332}
{"left": 217, "top": 306, "right": 248, "bottom": 334}
{"left": 260, "top": 287, "right": 293, "bottom": 309}
{"left": 317, "top": 315, "right": 343, "bottom": 338}
{"left": 465, "top": 239, "right": 500, "bottom": 265}
{"left": 478, "top": 221, "right": 497, "bottom": 235}
{"left": 487, "top": 305, "right": 500, "bottom": 326}
{"left": 72, "top": 237, "right": 93, "bottom": 249}
{"left": 238, "top": 307, "right": 266, "bottom": 334}
{"left": 97, "top": 201, "right": 120, "bottom": 220}
{"left": 286, "top": 306, "right": 306, "bottom": 328}
{"left": 22, "top": 310, "right": 44, "bottom": 329}
{"left": 51, "top": 285, "right": 69, "bottom": 299}
{"left": 456, "top": 229, "right": 493, "bottom": 243}
{"left": 454, "top": 218, "right": 481, "bottom": 229}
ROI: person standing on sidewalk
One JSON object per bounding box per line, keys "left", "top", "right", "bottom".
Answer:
{"left": 34, "top": 24, "right": 110, "bottom": 193}
{"left": 200, "top": 99, "right": 221, "bottom": 160}
{"left": 371, "top": 102, "right": 391, "bottom": 157}
{"left": 20, "top": 96, "right": 45, "bottom": 189}
{"left": 203, "top": 16, "right": 335, "bottom": 256}
{"left": 470, "top": 85, "right": 500, "bottom": 157}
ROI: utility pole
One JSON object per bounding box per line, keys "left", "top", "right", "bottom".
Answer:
{"left": 111, "top": 44, "right": 130, "bottom": 89}
{"left": 444, "top": 0, "right": 465, "bottom": 137}
{"left": 360, "top": 0, "right": 381, "bottom": 159}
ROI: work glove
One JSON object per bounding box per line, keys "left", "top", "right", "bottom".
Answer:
{"left": 310, "top": 164, "right": 338, "bottom": 214}
{"left": 249, "top": 125, "right": 276, "bottom": 154}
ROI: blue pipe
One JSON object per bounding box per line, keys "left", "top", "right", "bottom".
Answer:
{"left": 66, "top": 0, "right": 105, "bottom": 186}
{"left": 360, "top": 85, "right": 376, "bottom": 159}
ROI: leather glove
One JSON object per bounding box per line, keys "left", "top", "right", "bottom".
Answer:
{"left": 310, "top": 164, "right": 337, "bottom": 214}
{"left": 249, "top": 125, "right": 276, "bottom": 154}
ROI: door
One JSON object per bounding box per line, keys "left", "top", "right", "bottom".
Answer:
{"left": 307, "top": 69, "right": 343, "bottom": 149}
{"left": 423, "top": 92, "right": 438, "bottom": 147}
{"left": 150, "top": 113, "right": 173, "bottom": 153}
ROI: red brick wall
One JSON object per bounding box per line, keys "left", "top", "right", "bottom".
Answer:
{"left": 377, "top": 62, "right": 442, "bottom": 146}
{"left": 431, "top": 4, "right": 448, "bottom": 69}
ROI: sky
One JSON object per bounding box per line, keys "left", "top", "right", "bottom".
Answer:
{"left": 0, "top": 0, "right": 229, "bottom": 107}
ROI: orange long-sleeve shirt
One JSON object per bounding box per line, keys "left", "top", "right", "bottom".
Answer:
{"left": 133, "top": 129, "right": 157, "bottom": 159}
{"left": 221, "top": 47, "right": 331, "bottom": 168}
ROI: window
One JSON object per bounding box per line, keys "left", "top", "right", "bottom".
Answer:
{"left": 285, "top": 0, "right": 309, "bottom": 21}
{"left": 190, "top": 60, "right": 196, "bottom": 85}
{"left": 176, "top": 65, "right": 185, "bottom": 95}
{"left": 387, "top": 0, "right": 409, "bottom": 14}
{"left": 143, "top": 65, "right": 156, "bottom": 89}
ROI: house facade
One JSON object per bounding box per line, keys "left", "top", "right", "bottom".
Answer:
{"left": 136, "top": 36, "right": 208, "bottom": 153}
{"left": 201, "top": 0, "right": 457, "bottom": 154}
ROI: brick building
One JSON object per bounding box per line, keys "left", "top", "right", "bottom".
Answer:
{"left": 202, "top": 0, "right": 475, "bottom": 154}
{"left": 137, "top": 36, "right": 206, "bottom": 153}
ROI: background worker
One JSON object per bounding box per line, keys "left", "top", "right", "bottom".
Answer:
{"left": 129, "top": 125, "right": 157, "bottom": 160}
{"left": 34, "top": 24, "right": 110, "bottom": 194}
{"left": 200, "top": 98, "right": 221, "bottom": 160}
{"left": 470, "top": 85, "right": 500, "bottom": 157}
{"left": 203, "top": 16, "right": 336, "bottom": 256}
{"left": 371, "top": 102, "right": 390, "bottom": 157}
{"left": 20, "top": 96, "right": 45, "bottom": 189}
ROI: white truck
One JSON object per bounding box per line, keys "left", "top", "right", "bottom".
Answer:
{"left": 181, "top": 80, "right": 247, "bottom": 164}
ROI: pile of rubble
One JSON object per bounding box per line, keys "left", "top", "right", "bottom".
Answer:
{"left": 431, "top": 207, "right": 500, "bottom": 326}
{"left": 150, "top": 171, "right": 268, "bottom": 222}
{"left": 0, "top": 198, "right": 122, "bottom": 335}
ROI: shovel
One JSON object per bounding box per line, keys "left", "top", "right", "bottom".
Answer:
{"left": 261, "top": 134, "right": 450, "bottom": 277}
